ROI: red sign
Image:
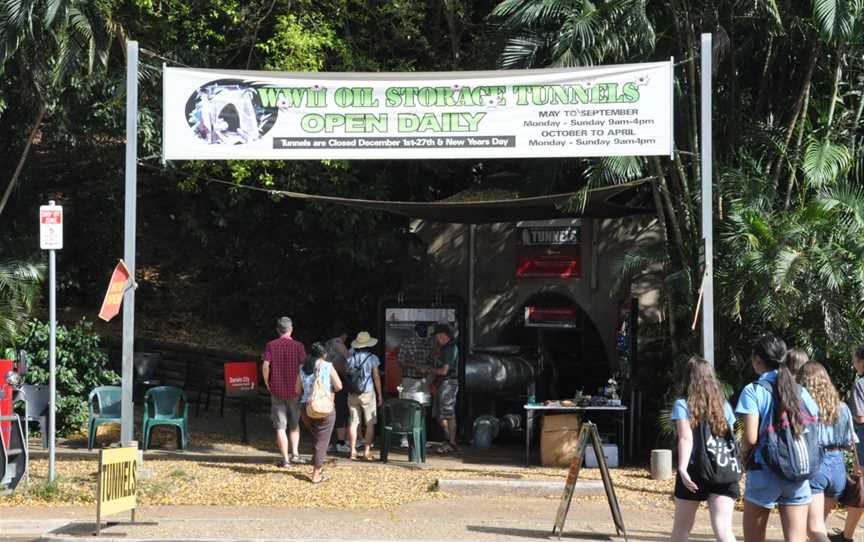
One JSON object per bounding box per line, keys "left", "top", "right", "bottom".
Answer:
{"left": 525, "top": 307, "right": 579, "bottom": 328}
{"left": 98, "top": 261, "right": 131, "bottom": 322}
{"left": 516, "top": 256, "right": 581, "bottom": 278}
{"left": 39, "top": 204, "right": 63, "bottom": 249}
{"left": 224, "top": 362, "right": 258, "bottom": 396}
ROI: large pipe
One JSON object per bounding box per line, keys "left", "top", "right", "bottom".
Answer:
{"left": 465, "top": 353, "right": 534, "bottom": 394}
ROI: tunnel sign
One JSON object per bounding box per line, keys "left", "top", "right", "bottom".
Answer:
{"left": 96, "top": 446, "right": 138, "bottom": 533}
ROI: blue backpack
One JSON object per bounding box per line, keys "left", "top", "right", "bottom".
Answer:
{"left": 754, "top": 380, "right": 823, "bottom": 482}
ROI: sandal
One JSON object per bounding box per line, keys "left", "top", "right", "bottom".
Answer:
{"left": 311, "top": 474, "right": 330, "bottom": 485}
{"left": 290, "top": 455, "right": 308, "bottom": 465}
{"left": 274, "top": 460, "right": 291, "bottom": 468}
{"left": 362, "top": 454, "right": 376, "bottom": 462}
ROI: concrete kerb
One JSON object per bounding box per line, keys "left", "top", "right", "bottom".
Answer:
{"left": 436, "top": 478, "right": 603, "bottom": 497}
{"left": 39, "top": 539, "right": 463, "bottom": 542}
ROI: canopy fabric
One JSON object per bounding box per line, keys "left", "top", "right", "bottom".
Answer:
{"left": 272, "top": 179, "right": 653, "bottom": 224}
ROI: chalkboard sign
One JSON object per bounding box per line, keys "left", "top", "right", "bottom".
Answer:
{"left": 552, "top": 421, "right": 627, "bottom": 541}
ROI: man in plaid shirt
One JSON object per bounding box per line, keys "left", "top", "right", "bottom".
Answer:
{"left": 262, "top": 317, "right": 307, "bottom": 467}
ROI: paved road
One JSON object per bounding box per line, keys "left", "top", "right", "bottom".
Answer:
{"left": 0, "top": 496, "right": 852, "bottom": 541}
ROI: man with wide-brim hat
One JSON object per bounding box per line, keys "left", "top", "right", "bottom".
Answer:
{"left": 345, "top": 331, "right": 383, "bottom": 461}
{"left": 427, "top": 323, "right": 460, "bottom": 454}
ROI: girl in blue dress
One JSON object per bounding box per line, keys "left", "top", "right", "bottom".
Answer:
{"left": 736, "top": 334, "right": 819, "bottom": 542}
{"left": 670, "top": 356, "right": 738, "bottom": 542}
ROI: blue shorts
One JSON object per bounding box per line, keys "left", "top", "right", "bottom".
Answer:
{"left": 745, "top": 467, "right": 812, "bottom": 509}
{"left": 809, "top": 451, "right": 847, "bottom": 499}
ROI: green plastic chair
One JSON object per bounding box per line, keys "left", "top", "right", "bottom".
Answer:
{"left": 143, "top": 386, "right": 189, "bottom": 451}
{"left": 381, "top": 399, "right": 425, "bottom": 464}
{"left": 88, "top": 386, "right": 122, "bottom": 450}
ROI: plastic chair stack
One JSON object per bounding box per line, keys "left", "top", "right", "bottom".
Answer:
{"left": 143, "top": 386, "right": 189, "bottom": 451}
{"left": 381, "top": 398, "right": 425, "bottom": 464}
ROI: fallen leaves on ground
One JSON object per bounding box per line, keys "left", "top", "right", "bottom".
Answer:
{"left": 1, "top": 458, "right": 680, "bottom": 511}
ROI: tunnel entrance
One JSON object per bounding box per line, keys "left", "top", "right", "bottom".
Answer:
{"left": 499, "top": 292, "right": 608, "bottom": 402}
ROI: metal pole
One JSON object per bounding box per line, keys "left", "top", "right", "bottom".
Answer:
{"left": 700, "top": 33, "right": 715, "bottom": 365}
{"left": 467, "top": 224, "right": 476, "bottom": 352}
{"left": 48, "top": 240, "right": 56, "bottom": 481}
{"left": 121, "top": 41, "right": 139, "bottom": 446}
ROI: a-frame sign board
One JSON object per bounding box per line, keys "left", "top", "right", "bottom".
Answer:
{"left": 552, "top": 421, "right": 627, "bottom": 541}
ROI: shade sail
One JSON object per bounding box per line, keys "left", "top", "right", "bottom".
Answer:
{"left": 274, "top": 179, "right": 652, "bottom": 224}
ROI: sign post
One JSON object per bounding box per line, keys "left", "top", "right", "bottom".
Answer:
{"left": 224, "top": 362, "right": 259, "bottom": 444}
{"left": 701, "top": 33, "right": 715, "bottom": 365}
{"left": 39, "top": 201, "right": 62, "bottom": 482}
{"left": 121, "top": 41, "right": 139, "bottom": 447}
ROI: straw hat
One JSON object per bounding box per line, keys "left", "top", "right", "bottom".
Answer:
{"left": 351, "top": 331, "right": 378, "bottom": 349}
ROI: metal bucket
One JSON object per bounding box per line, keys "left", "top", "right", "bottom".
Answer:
{"left": 472, "top": 415, "right": 500, "bottom": 449}
{"left": 399, "top": 390, "right": 431, "bottom": 406}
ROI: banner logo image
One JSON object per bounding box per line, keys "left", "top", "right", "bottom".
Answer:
{"left": 185, "top": 79, "right": 278, "bottom": 145}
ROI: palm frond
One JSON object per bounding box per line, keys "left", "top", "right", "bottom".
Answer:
{"left": 803, "top": 137, "right": 851, "bottom": 187}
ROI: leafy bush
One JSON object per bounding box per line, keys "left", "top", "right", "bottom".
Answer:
{"left": 14, "top": 319, "right": 119, "bottom": 436}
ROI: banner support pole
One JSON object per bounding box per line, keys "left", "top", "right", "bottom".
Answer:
{"left": 700, "top": 33, "right": 715, "bottom": 366}
{"left": 121, "top": 40, "right": 139, "bottom": 446}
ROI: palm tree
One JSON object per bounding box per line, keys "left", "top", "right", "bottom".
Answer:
{"left": 488, "top": 0, "right": 655, "bottom": 68}
{"left": 0, "top": 0, "right": 120, "bottom": 217}
{"left": 0, "top": 260, "right": 43, "bottom": 349}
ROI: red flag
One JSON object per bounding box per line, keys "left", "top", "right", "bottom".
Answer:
{"left": 98, "top": 260, "right": 131, "bottom": 322}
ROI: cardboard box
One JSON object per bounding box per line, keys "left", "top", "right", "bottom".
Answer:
{"left": 541, "top": 414, "right": 581, "bottom": 467}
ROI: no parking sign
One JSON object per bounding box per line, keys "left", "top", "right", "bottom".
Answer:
{"left": 39, "top": 203, "right": 63, "bottom": 250}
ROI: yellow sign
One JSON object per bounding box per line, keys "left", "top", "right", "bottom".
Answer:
{"left": 97, "top": 447, "right": 137, "bottom": 518}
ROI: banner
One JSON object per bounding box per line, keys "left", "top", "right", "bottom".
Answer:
{"left": 163, "top": 62, "right": 673, "bottom": 160}
{"left": 98, "top": 260, "right": 131, "bottom": 322}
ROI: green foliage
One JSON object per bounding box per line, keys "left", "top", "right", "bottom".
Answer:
{"left": 489, "top": 0, "right": 655, "bottom": 67}
{"left": 0, "top": 260, "right": 43, "bottom": 349}
{"left": 14, "top": 319, "right": 119, "bottom": 436}
{"left": 257, "top": 13, "right": 349, "bottom": 71}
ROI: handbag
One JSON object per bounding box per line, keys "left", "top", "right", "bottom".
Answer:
{"left": 306, "top": 364, "right": 334, "bottom": 419}
{"left": 842, "top": 440, "right": 864, "bottom": 508}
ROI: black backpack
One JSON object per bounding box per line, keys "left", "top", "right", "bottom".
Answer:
{"left": 692, "top": 418, "right": 743, "bottom": 486}
{"left": 345, "top": 354, "right": 371, "bottom": 395}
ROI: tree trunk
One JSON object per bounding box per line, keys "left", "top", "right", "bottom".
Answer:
{"left": 755, "top": 38, "right": 774, "bottom": 117}
{"left": 442, "top": 0, "right": 461, "bottom": 69}
{"left": 652, "top": 157, "right": 691, "bottom": 298}
{"left": 767, "top": 44, "right": 820, "bottom": 188}
{"left": 785, "top": 83, "right": 811, "bottom": 210}
{"left": 0, "top": 102, "right": 48, "bottom": 218}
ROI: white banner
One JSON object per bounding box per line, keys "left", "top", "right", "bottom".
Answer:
{"left": 163, "top": 62, "right": 673, "bottom": 160}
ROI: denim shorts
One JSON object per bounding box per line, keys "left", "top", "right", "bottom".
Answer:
{"left": 810, "top": 450, "right": 847, "bottom": 499}
{"left": 745, "top": 466, "right": 812, "bottom": 508}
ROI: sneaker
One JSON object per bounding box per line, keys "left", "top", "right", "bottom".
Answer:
{"left": 290, "top": 455, "right": 308, "bottom": 465}
{"left": 336, "top": 443, "right": 351, "bottom": 454}
{"left": 400, "top": 437, "right": 410, "bottom": 448}
{"left": 828, "top": 531, "right": 853, "bottom": 542}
